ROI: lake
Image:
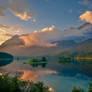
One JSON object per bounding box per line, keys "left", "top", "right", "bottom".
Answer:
{"left": 1, "top": 57, "right": 92, "bottom": 92}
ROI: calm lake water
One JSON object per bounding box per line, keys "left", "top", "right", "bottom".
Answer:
{"left": 37, "top": 74, "right": 91, "bottom": 92}
{"left": 2, "top": 57, "right": 92, "bottom": 92}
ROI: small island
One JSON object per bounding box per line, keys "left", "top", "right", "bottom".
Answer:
{"left": 24, "top": 56, "right": 48, "bottom": 68}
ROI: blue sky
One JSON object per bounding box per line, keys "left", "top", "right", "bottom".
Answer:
{"left": 0, "top": 0, "right": 92, "bottom": 33}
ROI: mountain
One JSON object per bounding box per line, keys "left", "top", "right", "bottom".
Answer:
{"left": 73, "top": 38, "right": 92, "bottom": 55}
{"left": 0, "top": 35, "right": 79, "bottom": 56}
{"left": 52, "top": 40, "right": 78, "bottom": 48}
{"left": 52, "top": 38, "right": 92, "bottom": 57}
{"left": 0, "top": 37, "right": 77, "bottom": 56}
{"left": 0, "top": 23, "right": 92, "bottom": 56}
{"left": 78, "top": 23, "right": 92, "bottom": 40}
{"left": 0, "top": 35, "right": 58, "bottom": 56}
{"left": 78, "top": 23, "right": 92, "bottom": 30}
{"left": 60, "top": 23, "right": 92, "bottom": 41}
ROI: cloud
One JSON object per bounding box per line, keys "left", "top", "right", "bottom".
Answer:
{"left": 0, "top": 0, "right": 35, "bottom": 21}
{"left": 19, "top": 33, "right": 57, "bottom": 47}
{"left": 20, "top": 70, "right": 38, "bottom": 81}
{"left": 42, "top": 25, "right": 55, "bottom": 32}
{"left": 8, "top": 0, "right": 35, "bottom": 21}
{"left": 0, "top": 24, "right": 23, "bottom": 34}
{"left": 34, "top": 25, "right": 55, "bottom": 33}
{"left": 19, "top": 69, "right": 58, "bottom": 81}
{"left": 0, "top": 24, "right": 23, "bottom": 45}
{"left": 1, "top": 24, "right": 89, "bottom": 47}
{"left": 16, "top": 25, "right": 57, "bottom": 47}
{"left": 19, "top": 25, "right": 84, "bottom": 47}
{"left": 0, "top": 30, "right": 12, "bottom": 45}
{"left": 32, "top": 26, "right": 81, "bottom": 42}
{"left": 80, "top": 11, "right": 92, "bottom": 23}
{"left": 0, "top": 24, "right": 9, "bottom": 29}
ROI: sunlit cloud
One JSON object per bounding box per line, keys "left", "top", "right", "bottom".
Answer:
{"left": 19, "top": 33, "right": 57, "bottom": 47}
{"left": 19, "top": 24, "right": 86, "bottom": 47}
{"left": 0, "top": 24, "right": 23, "bottom": 45}
{"left": 0, "top": 0, "right": 35, "bottom": 21}
{"left": 0, "top": 30, "right": 12, "bottom": 45}
{"left": 80, "top": 11, "right": 92, "bottom": 23}
{"left": 8, "top": 0, "right": 35, "bottom": 21}
{"left": 34, "top": 25, "right": 55, "bottom": 33}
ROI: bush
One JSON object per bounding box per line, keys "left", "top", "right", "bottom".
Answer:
{"left": 25, "top": 57, "right": 47, "bottom": 68}
{"left": 0, "top": 74, "right": 49, "bottom": 92}
{"left": 72, "top": 87, "right": 84, "bottom": 92}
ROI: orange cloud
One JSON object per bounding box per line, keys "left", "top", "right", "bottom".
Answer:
{"left": 14, "top": 11, "right": 34, "bottom": 21}
{"left": 19, "top": 69, "right": 58, "bottom": 81}
{"left": 0, "top": 24, "right": 23, "bottom": 45}
{"left": 41, "top": 25, "right": 55, "bottom": 32}
{"left": 8, "top": 0, "right": 35, "bottom": 21}
{"left": 0, "top": 0, "right": 35, "bottom": 21}
{"left": 20, "top": 70, "right": 38, "bottom": 81}
{"left": 80, "top": 11, "right": 92, "bottom": 23}
{"left": 19, "top": 33, "right": 57, "bottom": 47}
{"left": 34, "top": 25, "right": 55, "bottom": 33}
{"left": 0, "top": 30, "right": 12, "bottom": 45}
{"left": 19, "top": 25, "right": 57, "bottom": 47}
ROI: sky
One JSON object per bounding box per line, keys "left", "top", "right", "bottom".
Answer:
{"left": 0, "top": 0, "right": 92, "bottom": 45}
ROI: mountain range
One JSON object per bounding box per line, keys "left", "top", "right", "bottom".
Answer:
{"left": 0, "top": 23, "right": 92, "bottom": 56}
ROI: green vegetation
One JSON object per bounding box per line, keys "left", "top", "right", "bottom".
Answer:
{"left": 72, "top": 84, "right": 92, "bottom": 92}
{"left": 72, "top": 87, "right": 84, "bottom": 92}
{"left": 57, "top": 54, "right": 92, "bottom": 64}
{"left": 57, "top": 56, "right": 72, "bottom": 64}
{"left": 25, "top": 56, "right": 48, "bottom": 68}
{"left": 0, "top": 74, "right": 50, "bottom": 92}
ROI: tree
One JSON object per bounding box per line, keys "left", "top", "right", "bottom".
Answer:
{"left": 57, "top": 56, "right": 72, "bottom": 64}
{"left": 57, "top": 57, "right": 62, "bottom": 63}
{"left": 41, "top": 57, "right": 47, "bottom": 68}
{"left": 0, "top": 74, "right": 49, "bottom": 92}
{"left": 88, "top": 83, "right": 92, "bottom": 92}
{"left": 41, "top": 57, "right": 47, "bottom": 62}
{"left": 25, "top": 57, "right": 48, "bottom": 68}
{"left": 72, "top": 87, "right": 84, "bottom": 92}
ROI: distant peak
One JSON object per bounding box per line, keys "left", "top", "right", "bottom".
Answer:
{"left": 78, "top": 23, "right": 92, "bottom": 30}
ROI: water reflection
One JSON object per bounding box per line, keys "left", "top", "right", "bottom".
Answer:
{"left": 0, "top": 52, "right": 14, "bottom": 66}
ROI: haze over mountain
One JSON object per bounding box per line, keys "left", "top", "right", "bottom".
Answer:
{"left": 0, "top": 23, "right": 92, "bottom": 56}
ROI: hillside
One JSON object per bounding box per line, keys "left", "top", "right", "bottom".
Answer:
{"left": 51, "top": 39, "right": 92, "bottom": 57}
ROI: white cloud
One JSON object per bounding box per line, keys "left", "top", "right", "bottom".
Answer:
{"left": 80, "top": 11, "right": 92, "bottom": 23}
